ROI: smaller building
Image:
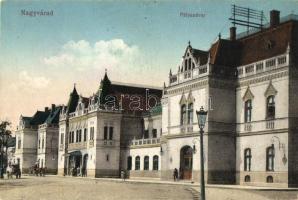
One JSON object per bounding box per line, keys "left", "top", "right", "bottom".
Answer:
{"left": 14, "top": 104, "right": 61, "bottom": 173}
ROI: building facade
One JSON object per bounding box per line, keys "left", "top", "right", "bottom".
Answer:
{"left": 16, "top": 10, "right": 298, "bottom": 188}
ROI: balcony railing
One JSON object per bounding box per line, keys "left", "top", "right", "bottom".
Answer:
{"left": 68, "top": 142, "right": 87, "bottom": 150}
{"left": 130, "top": 138, "right": 160, "bottom": 147}
{"left": 237, "top": 54, "right": 288, "bottom": 78}
{"left": 237, "top": 118, "right": 288, "bottom": 133}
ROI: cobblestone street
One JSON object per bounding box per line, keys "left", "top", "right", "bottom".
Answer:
{"left": 0, "top": 176, "right": 193, "bottom": 200}
{"left": 1, "top": 176, "right": 298, "bottom": 200}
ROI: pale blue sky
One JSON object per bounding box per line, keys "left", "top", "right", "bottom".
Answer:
{"left": 0, "top": 0, "right": 297, "bottom": 127}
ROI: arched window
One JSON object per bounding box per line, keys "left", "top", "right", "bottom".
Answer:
{"left": 267, "top": 176, "right": 273, "bottom": 183}
{"left": 188, "top": 59, "right": 191, "bottom": 70}
{"left": 244, "top": 148, "right": 252, "bottom": 171}
{"left": 244, "top": 175, "right": 251, "bottom": 182}
{"left": 266, "top": 145, "right": 275, "bottom": 171}
{"left": 135, "top": 156, "right": 140, "bottom": 170}
{"left": 266, "top": 96, "right": 275, "bottom": 119}
{"left": 153, "top": 155, "right": 159, "bottom": 171}
{"left": 244, "top": 100, "right": 252, "bottom": 122}
{"left": 181, "top": 105, "right": 187, "bottom": 125}
{"left": 144, "top": 156, "right": 149, "bottom": 170}
{"left": 127, "top": 156, "right": 132, "bottom": 170}
{"left": 187, "top": 103, "right": 193, "bottom": 124}
{"left": 184, "top": 60, "right": 187, "bottom": 71}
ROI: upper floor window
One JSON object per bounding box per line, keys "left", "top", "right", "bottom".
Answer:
{"left": 38, "top": 139, "right": 41, "bottom": 149}
{"left": 266, "top": 96, "right": 275, "bottom": 119}
{"left": 135, "top": 156, "right": 140, "bottom": 170}
{"left": 60, "top": 133, "right": 64, "bottom": 145}
{"left": 181, "top": 104, "right": 187, "bottom": 125}
{"left": 104, "top": 126, "right": 108, "bottom": 140}
{"left": 17, "top": 137, "right": 21, "bottom": 149}
{"left": 83, "top": 128, "right": 87, "bottom": 142}
{"left": 153, "top": 155, "right": 159, "bottom": 170}
{"left": 152, "top": 129, "right": 157, "bottom": 138}
{"left": 266, "top": 145, "right": 275, "bottom": 171}
{"left": 109, "top": 127, "right": 113, "bottom": 140}
{"left": 244, "top": 100, "right": 252, "bottom": 123}
{"left": 90, "top": 127, "right": 94, "bottom": 140}
{"left": 42, "top": 137, "right": 45, "bottom": 149}
{"left": 244, "top": 148, "right": 251, "bottom": 171}
{"left": 187, "top": 103, "right": 193, "bottom": 124}
{"left": 144, "top": 156, "right": 149, "bottom": 170}
{"left": 144, "top": 130, "right": 149, "bottom": 139}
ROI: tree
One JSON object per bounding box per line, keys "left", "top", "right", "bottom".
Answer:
{"left": 0, "top": 121, "right": 12, "bottom": 178}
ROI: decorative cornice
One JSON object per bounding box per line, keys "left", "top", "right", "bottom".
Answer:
{"left": 238, "top": 70, "right": 288, "bottom": 87}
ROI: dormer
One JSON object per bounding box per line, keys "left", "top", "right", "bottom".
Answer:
{"left": 181, "top": 41, "right": 197, "bottom": 73}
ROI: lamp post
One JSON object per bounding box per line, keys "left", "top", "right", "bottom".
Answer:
{"left": 196, "top": 106, "right": 208, "bottom": 200}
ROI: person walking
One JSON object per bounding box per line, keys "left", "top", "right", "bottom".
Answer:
{"left": 173, "top": 168, "right": 178, "bottom": 181}
{"left": 121, "top": 169, "right": 126, "bottom": 181}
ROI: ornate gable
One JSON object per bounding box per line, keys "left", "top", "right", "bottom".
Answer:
{"left": 242, "top": 86, "right": 254, "bottom": 101}
{"left": 264, "top": 81, "right": 277, "bottom": 97}
{"left": 179, "top": 91, "right": 187, "bottom": 105}
{"left": 187, "top": 89, "right": 195, "bottom": 103}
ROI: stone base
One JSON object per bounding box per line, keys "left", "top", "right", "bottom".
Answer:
{"left": 129, "top": 170, "right": 161, "bottom": 178}
{"left": 237, "top": 171, "right": 288, "bottom": 187}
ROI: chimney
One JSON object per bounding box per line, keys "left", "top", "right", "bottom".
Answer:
{"left": 230, "top": 26, "right": 236, "bottom": 41}
{"left": 51, "top": 104, "right": 56, "bottom": 111}
{"left": 45, "top": 107, "right": 49, "bottom": 112}
{"left": 270, "top": 10, "right": 280, "bottom": 27}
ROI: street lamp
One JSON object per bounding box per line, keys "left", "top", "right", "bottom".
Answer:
{"left": 196, "top": 106, "right": 208, "bottom": 200}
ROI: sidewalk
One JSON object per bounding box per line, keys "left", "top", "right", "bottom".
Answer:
{"left": 49, "top": 175, "right": 298, "bottom": 191}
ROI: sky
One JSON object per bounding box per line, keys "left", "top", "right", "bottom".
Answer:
{"left": 0, "top": 0, "right": 297, "bottom": 129}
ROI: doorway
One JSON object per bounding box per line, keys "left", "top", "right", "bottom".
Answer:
{"left": 180, "top": 146, "right": 193, "bottom": 180}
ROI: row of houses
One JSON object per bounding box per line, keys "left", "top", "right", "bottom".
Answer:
{"left": 14, "top": 10, "right": 298, "bottom": 187}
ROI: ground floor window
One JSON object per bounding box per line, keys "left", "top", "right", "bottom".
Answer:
{"left": 267, "top": 176, "right": 273, "bottom": 183}
{"left": 244, "top": 175, "right": 250, "bottom": 182}
{"left": 135, "top": 156, "right": 140, "bottom": 170}
{"left": 153, "top": 155, "right": 159, "bottom": 170}
{"left": 144, "top": 156, "right": 149, "bottom": 170}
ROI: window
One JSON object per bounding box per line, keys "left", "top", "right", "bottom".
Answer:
{"left": 106, "top": 154, "right": 109, "bottom": 162}
{"left": 153, "top": 155, "right": 159, "bottom": 170}
{"left": 244, "top": 148, "right": 251, "bottom": 171}
{"left": 127, "top": 156, "right": 132, "bottom": 170}
{"left": 42, "top": 137, "right": 45, "bottom": 149}
{"left": 208, "top": 96, "right": 213, "bottom": 110}
{"left": 267, "top": 176, "right": 273, "bottom": 183}
{"left": 69, "top": 132, "right": 72, "bottom": 143}
{"left": 266, "top": 96, "right": 275, "bottom": 119}
{"left": 17, "top": 137, "right": 21, "bottom": 149}
{"left": 72, "top": 131, "right": 75, "bottom": 143}
{"left": 266, "top": 145, "right": 275, "bottom": 171}
{"left": 180, "top": 105, "right": 187, "bottom": 125}
{"left": 78, "top": 130, "right": 82, "bottom": 142}
{"left": 244, "top": 175, "right": 251, "bottom": 182}
{"left": 244, "top": 100, "right": 252, "bottom": 122}
{"left": 152, "top": 129, "right": 157, "bottom": 138}
{"left": 109, "top": 127, "right": 113, "bottom": 140}
{"left": 104, "top": 126, "right": 108, "bottom": 140}
{"left": 144, "top": 156, "right": 149, "bottom": 170}
{"left": 135, "top": 156, "right": 140, "bottom": 170}
{"left": 38, "top": 139, "right": 41, "bottom": 149}
{"left": 187, "top": 103, "right": 193, "bottom": 124}
{"left": 90, "top": 127, "right": 94, "bottom": 140}
{"left": 144, "top": 130, "right": 149, "bottom": 139}
{"left": 83, "top": 128, "right": 87, "bottom": 142}
{"left": 60, "top": 133, "right": 64, "bottom": 145}
{"left": 76, "top": 130, "right": 79, "bottom": 143}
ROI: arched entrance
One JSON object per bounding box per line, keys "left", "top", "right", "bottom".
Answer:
{"left": 82, "top": 154, "right": 88, "bottom": 177}
{"left": 180, "top": 146, "right": 193, "bottom": 180}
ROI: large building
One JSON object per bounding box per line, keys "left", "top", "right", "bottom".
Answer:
{"left": 16, "top": 10, "right": 298, "bottom": 188}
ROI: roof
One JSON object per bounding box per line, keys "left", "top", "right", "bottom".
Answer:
{"left": 238, "top": 20, "right": 298, "bottom": 65}
{"left": 66, "top": 86, "right": 79, "bottom": 113}
{"left": 30, "top": 111, "right": 50, "bottom": 125}
{"left": 192, "top": 48, "right": 208, "bottom": 65}
{"left": 45, "top": 106, "right": 62, "bottom": 124}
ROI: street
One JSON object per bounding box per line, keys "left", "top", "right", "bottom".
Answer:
{"left": 0, "top": 176, "right": 193, "bottom": 200}
{"left": 0, "top": 176, "right": 298, "bottom": 200}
